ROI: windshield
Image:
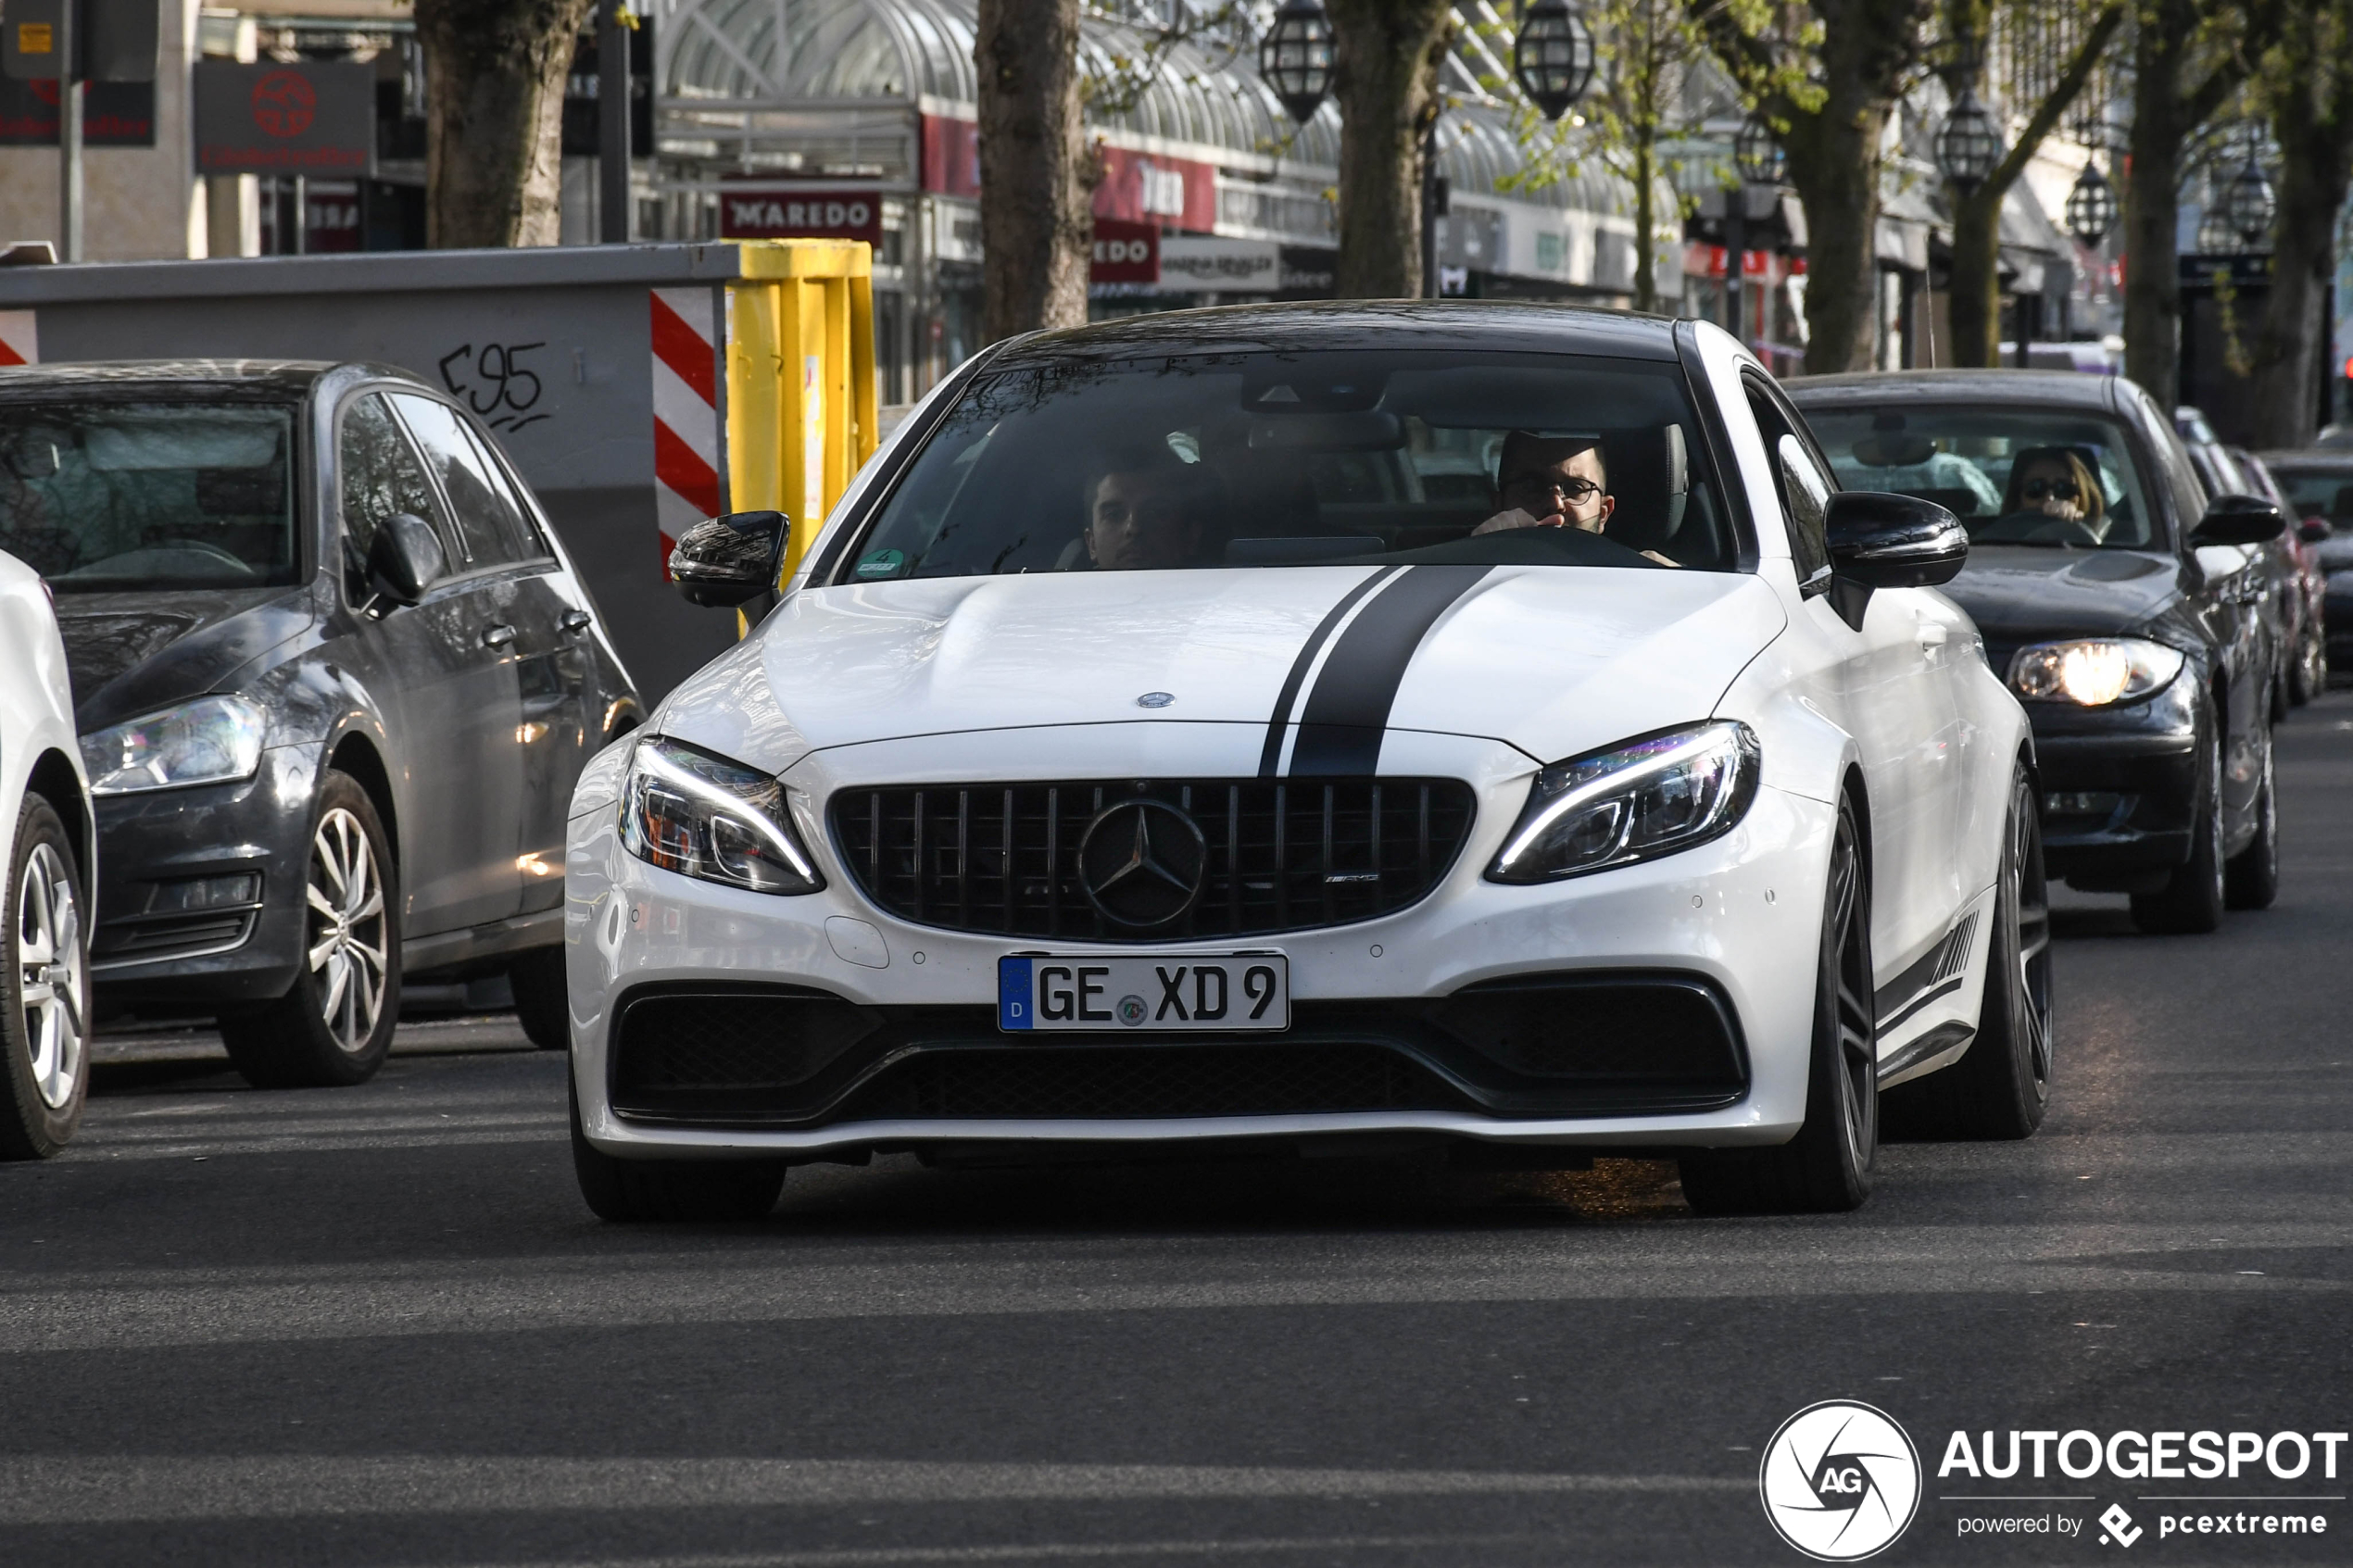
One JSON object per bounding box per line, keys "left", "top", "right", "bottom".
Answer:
{"left": 2266, "top": 465, "right": 2353, "bottom": 520}
{"left": 1806, "top": 406, "right": 2158, "bottom": 549}
{"left": 843, "top": 350, "right": 1739, "bottom": 580}
{"left": 0, "top": 401, "right": 300, "bottom": 592}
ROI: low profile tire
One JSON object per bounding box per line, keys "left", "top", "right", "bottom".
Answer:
{"left": 0, "top": 796, "right": 90, "bottom": 1160}
{"left": 1885, "top": 765, "right": 2053, "bottom": 1140}
{"left": 508, "top": 946, "right": 570, "bottom": 1051}
{"left": 2132, "top": 724, "right": 2226, "bottom": 935}
{"left": 570, "top": 1079, "right": 786, "bottom": 1223}
{"left": 2289, "top": 625, "right": 2326, "bottom": 705}
{"left": 1680, "top": 795, "right": 1877, "bottom": 1215}
{"left": 2224, "top": 734, "right": 2280, "bottom": 910}
{"left": 220, "top": 771, "right": 400, "bottom": 1088}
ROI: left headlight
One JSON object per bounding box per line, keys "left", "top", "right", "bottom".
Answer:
{"left": 2008, "top": 638, "right": 2184, "bottom": 706}
{"left": 620, "top": 734, "right": 824, "bottom": 895}
{"left": 1487, "top": 721, "right": 1761, "bottom": 884}
{"left": 80, "top": 695, "right": 267, "bottom": 797}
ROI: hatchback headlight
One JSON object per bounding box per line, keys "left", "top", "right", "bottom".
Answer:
{"left": 2008, "top": 638, "right": 2184, "bottom": 706}
{"left": 80, "top": 695, "right": 266, "bottom": 797}
{"left": 1487, "top": 721, "right": 1761, "bottom": 884}
{"left": 620, "top": 735, "right": 823, "bottom": 895}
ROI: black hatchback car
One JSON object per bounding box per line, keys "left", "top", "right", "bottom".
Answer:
{"left": 1790, "top": 370, "right": 2284, "bottom": 935}
{"left": 0, "top": 361, "right": 641, "bottom": 1085}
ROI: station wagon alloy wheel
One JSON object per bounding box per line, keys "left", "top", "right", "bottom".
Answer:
{"left": 308, "top": 807, "right": 389, "bottom": 1053}
{"left": 17, "top": 841, "right": 85, "bottom": 1111}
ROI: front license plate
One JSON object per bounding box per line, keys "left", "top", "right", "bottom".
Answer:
{"left": 998, "top": 955, "right": 1290, "bottom": 1033}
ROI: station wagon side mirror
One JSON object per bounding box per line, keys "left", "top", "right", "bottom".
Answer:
{"left": 2191, "top": 494, "right": 2285, "bottom": 546}
{"left": 366, "top": 511, "right": 447, "bottom": 607}
{"left": 1824, "top": 491, "right": 1968, "bottom": 589}
{"left": 2298, "top": 516, "right": 2334, "bottom": 545}
{"left": 669, "top": 510, "right": 788, "bottom": 608}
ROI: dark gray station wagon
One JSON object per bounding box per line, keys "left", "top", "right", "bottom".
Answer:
{"left": 0, "top": 361, "right": 641, "bottom": 1085}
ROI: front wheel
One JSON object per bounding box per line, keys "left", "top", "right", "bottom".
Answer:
{"left": 220, "top": 771, "right": 400, "bottom": 1088}
{"left": 2132, "top": 725, "right": 2226, "bottom": 935}
{"left": 2289, "top": 621, "right": 2327, "bottom": 705}
{"left": 2223, "top": 734, "right": 2279, "bottom": 910}
{"left": 0, "top": 796, "right": 89, "bottom": 1160}
{"left": 507, "top": 946, "right": 570, "bottom": 1051}
{"left": 1680, "top": 795, "right": 1877, "bottom": 1215}
{"left": 570, "top": 1080, "right": 786, "bottom": 1222}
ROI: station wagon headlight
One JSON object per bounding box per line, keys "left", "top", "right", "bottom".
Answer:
{"left": 2008, "top": 638, "right": 2184, "bottom": 706}
{"left": 80, "top": 695, "right": 266, "bottom": 796}
{"left": 620, "top": 735, "right": 823, "bottom": 895}
{"left": 1487, "top": 721, "right": 1760, "bottom": 884}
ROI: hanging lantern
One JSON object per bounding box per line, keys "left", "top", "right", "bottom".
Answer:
{"left": 1935, "top": 92, "right": 2003, "bottom": 192}
{"left": 1734, "top": 114, "right": 1784, "bottom": 185}
{"left": 1258, "top": 0, "right": 1333, "bottom": 124}
{"left": 1514, "top": 0, "right": 1594, "bottom": 121}
{"left": 2065, "top": 162, "right": 2115, "bottom": 245}
{"left": 2221, "top": 158, "right": 2276, "bottom": 250}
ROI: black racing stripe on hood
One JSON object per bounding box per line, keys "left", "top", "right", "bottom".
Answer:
{"left": 1256, "top": 565, "right": 1402, "bottom": 777}
{"left": 1287, "top": 564, "right": 1493, "bottom": 777}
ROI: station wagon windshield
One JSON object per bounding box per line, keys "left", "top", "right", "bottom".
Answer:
{"left": 0, "top": 401, "right": 300, "bottom": 592}
{"left": 847, "top": 350, "right": 1739, "bottom": 579}
{"left": 1806, "top": 406, "right": 2158, "bottom": 550}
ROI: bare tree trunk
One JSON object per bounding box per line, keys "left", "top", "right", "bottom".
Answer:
{"left": 976, "top": 0, "right": 1096, "bottom": 342}
{"left": 415, "top": 0, "right": 594, "bottom": 248}
{"left": 1632, "top": 139, "right": 1658, "bottom": 312}
{"left": 2247, "top": 4, "right": 2353, "bottom": 446}
{"left": 1781, "top": 104, "right": 1888, "bottom": 373}
{"left": 1328, "top": 0, "right": 1453, "bottom": 299}
{"left": 2123, "top": 3, "right": 2196, "bottom": 410}
{"left": 1947, "top": 187, "right": 2004, "bottom": 366}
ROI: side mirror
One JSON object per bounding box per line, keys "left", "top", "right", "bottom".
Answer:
{"left": 2298, "top": 516, "right": 2334, "bottom": 545}
{"left": 1825, "top": 491, "right": 1968, "bottom": 588}
{"left": 366, "top": 511, "right": 447, "bottom": 606}
{"left": 2192, "top": 494, "right": 2285, "bottom": 546}
{"left": 669, "top": 509, "right": 787, "bottom": 608}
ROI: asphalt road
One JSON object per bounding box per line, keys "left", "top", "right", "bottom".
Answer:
{"left": 4, "top": 705, "right": 2350, "bottom": 1568}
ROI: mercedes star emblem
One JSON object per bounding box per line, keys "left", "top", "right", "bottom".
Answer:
{"left": 1077, "top": 798, "right": 1207, "bottom": 927}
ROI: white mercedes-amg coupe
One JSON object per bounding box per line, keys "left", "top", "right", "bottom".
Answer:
{"left": 562, "top": 305, "right": 2047, "bottom": 1221}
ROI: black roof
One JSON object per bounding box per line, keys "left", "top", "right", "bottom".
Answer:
{"left": 0, "top": 358, "right": 427, "bottom": 398}
{"left": 1786, "top": 368, "right": 2124, "bottom": 412}
{"left": 988, "top": 300, "right": 1684, "bottom": 369}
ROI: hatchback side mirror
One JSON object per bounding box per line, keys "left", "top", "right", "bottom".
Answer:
{"left": 1825, "top": 491, "right": 1968, "bottom": 588}
{"left": 2298, "top": 516, "right": 2334, "bottom": 545}
{"left": 669, "top": 510, "right": 788, "bottom": 608}
{"left": 2192, "top": 494, "right": 2285, "bottom": 546}
{"left": 366, "top": 511, "right": 447, "bottom": 607}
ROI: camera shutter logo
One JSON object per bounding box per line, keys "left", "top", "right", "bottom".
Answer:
{"left": 1759, "top": 1400, "right": 1922, "bottom": 1561}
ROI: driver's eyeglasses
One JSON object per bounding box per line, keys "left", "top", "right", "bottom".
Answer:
{"left": 2022, "top": 478, "right": 2080, "bottom": 501}
{"left": 1504, "top": 474, "right": 1604, "bottom": 505}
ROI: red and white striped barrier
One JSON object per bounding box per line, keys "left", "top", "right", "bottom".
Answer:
{"left": 648, "top": 287, "right": 724, "bottom": 573}
{"left": 0, "top": 311, "right": 38, "bottom": 367}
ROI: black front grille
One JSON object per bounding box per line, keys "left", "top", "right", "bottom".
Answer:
{"left": 829, "top": 777, "right": 1476, "bottom": 941}
{"left": 837, "top": 1043, "right": 1476, "bottom": 1122}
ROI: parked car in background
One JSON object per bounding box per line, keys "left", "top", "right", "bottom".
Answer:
{"left": 0, "top": 549, "right": 94, "bottom": 1157}
{"left": 2231, "top": 447, "right": 2328, "bottom": 704}
{"left": 1792, "top": 370, "right": 2284, "bottom": 935}
{"left": 0, "top": 361, "right": 642, "bottom": 1089}
{"left": 2257, "top": 447, "right": 2353, "bottom": 682}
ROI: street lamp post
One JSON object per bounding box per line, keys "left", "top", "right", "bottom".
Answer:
{"left": 1514, "top": 0, "right": 1595, "bottom": 121}
{"left": 1259, "top": 0, "right": 1333, "bottom": 124}
{"left": 2065, "top": 161, "right": 2115, "bottom": 247}
{"left": 2221, "top": 157, "right": 2275, "bottom": 253}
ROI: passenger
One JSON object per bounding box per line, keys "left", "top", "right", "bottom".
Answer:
{"left": 1082, "top": 447, "right": 1208, "bottom": 571}
{"left": 1473, "top": 431, "right": 1674, "bottom": 564}
{"left": 1994, "top": 447, "right": 2108, "bottom": 543}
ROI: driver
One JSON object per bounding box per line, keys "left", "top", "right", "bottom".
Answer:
{"left": 1083, "top": 448, "right": 1207, "bottom": 571}
{"left": 2001, "top": 448, "right": 2108, "bottom": 541}
{"left": 1473, "top": 431, "right": 1675, "bottom": 565}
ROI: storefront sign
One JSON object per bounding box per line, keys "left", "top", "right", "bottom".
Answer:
{"left": 1160, "top": 236, "right": 1278, "bottom": 293}
{"left": 719, "top": 188, "right": 885, "bottom": 247}
{"left": 1090, "top": 219, "right": 1159, "bottom": 284}
{"left": 0, "top": 78, "right": 152, "bottom": 145}
{"left": 1093, "top": 146, "right": 1219, "bottom": 232}
{"left": 193, "top": 60, "right": 373, "bottom": 173}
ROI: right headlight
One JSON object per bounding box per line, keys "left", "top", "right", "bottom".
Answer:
{"left": 1486, "top": 721, "right": 1761, "bottom": 884}
{"left": 80, "top": 695, "right": 267, "bottom": 797}
{"left": 2007, "top": 638, "right": 2185, "bottom": 706}
{"left": 619, "top": 735, "right": 824, "bottom": 895}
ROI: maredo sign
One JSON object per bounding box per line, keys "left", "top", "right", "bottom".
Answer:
{"left": 720, "top": 189, "right": 884, "bottom": 247}
{"left": 1091, "top": 219, "right": 1159, "bottom": 284}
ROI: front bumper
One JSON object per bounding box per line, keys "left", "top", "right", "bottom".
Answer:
{"left": 565, "top": 729, "right": 1840, "bottom": 1160}
{"left": 89, "top": 744, "right": 319, "bottom": 1007}
{"left": 2020, "top": 672, "right": 2201, "bottom": 889}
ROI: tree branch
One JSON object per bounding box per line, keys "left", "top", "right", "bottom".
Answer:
{"left": 1984, "top": 2, "right": 2124, "bottom": 195}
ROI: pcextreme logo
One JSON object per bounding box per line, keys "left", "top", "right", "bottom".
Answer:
{"left": 1760, "top": 1400, "right": 1924, "bottom": 1561}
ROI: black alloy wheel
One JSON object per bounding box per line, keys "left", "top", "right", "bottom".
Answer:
{"left": 1885, "top": 764, "right": 2053, "bottom": 1139}
{"left": 1680, "top": 794, "right": 1876, "bottom": 1214}
{"left": 2223, "top": 733, "right": 2280, "bottom": 910}
{"left": 570, "top": 1077, "right": 788, "bottom": 1223}
{"left": 508, "top": 946, "right": 571, "bottom": 1050}
{"left": 2131, "top": 719, "right": 2227, "bottom": 935}
{"left": 220, "top": 771, "right": 402, "bottom": 1088}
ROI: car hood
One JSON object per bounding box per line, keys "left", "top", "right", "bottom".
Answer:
{"left": 1936, "top": 546, "right": 2184, "bottom": 645}
{"left": 54, "top": 587, "right": 314, "bottom": 732}
{"left": 655, "top": 565, "right": 1788, "bottom": 773}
